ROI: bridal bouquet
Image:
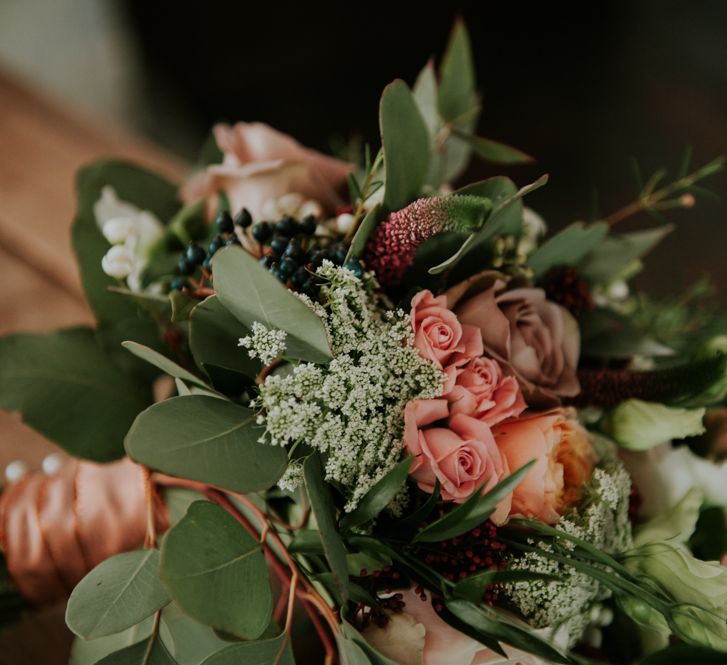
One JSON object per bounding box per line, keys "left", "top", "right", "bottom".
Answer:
{"left": 2, "top": 21, "right": 727, "bottom": 665}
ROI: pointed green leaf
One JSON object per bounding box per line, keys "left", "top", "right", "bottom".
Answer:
{"left": 450, "top": 128, "right": 533, "bottom": 165}
{"left": 453, "top": 569, "right": 559, "bottom": 603}
{"left": 528, "top": 221, "right": 610, "bottom": 279}
{"left": 93, "top": 636, "right": 178, "bottom": 665}
{"left": 345, "top": 205, "right": 382, "bottom": 263}
{"left": 0, "top": 328, "right": 147, "bottom": 461}
{"left": 122, "top": 342, "right": 213, "bottom": 391}
{"left": 412, "top": 60, "right": 439, "bottom": 136}
{"left": 380, "top": 80, "right": 431, "bottom": 211}
{"left": 438, "top": 20, "right": 476, "bottom": 123}
{"left": 198, "top": 633, "right": 294, "bottom": 665}
{"left": 304, "top": 454, "right": 349, "bottom": 604}
{"left": 66, "top": 550, "right": 169, "bottom": 639}
{"left": 212, "top": 247, "right": 332, "bottom": 364}
{"left": 161, "top": 501, "right": 272, "bottom": 640}
{"left": 125, "top": 395, "right": 287, "bottom": 493}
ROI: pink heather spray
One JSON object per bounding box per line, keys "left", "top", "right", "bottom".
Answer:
{"left": 364, "top": 194, "right": 492, "bottom": 287}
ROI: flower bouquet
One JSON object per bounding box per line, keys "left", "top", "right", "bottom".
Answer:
{"left": 2, "top": 20, "right": 727, "bottom": 665}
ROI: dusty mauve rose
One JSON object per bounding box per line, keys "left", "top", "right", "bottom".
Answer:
{"left": 404, "top": 400, "right": 511, "bottom": 521}
{"left": 447, "top": 356, "right": 526, "bottom": 427}
{"left": 492, "top": 409, "right": 595, "bottom": 524}
{"left": 446, "top": 272, "right": 580, "bottom": 407}
{"left": 363, "top": 588, "right": 547, "bottom": 665}
{"left": 411, "top": 290, "right": 483, "bottom": 379}
{"left": 181, "top": 122, "right": 352, "bottom": 224}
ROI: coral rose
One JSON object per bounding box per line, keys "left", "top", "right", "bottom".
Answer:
{"left": 181, "top": 122, "right": 352, "bottom": 224}
{"left": 492, "top": 409, "right": 595, "bottom": 524}
{"left": 404, "top": 400, "right": 511, "bottom": 521}
{"left": 411, "top": 290, "right": 483, "bottom": 379}
{"left": 445, "top": 272, "right": 580, "bottom": 407}
{"left": 447, "top": 356, "right": 526, "bottom": 427}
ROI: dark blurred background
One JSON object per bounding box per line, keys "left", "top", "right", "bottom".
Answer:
{"left": 1, "top": 0, "right": 726, "bottom": 298}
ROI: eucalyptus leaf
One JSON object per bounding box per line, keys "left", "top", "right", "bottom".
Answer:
{"left": 413, "top": 461, "right": 535, "bottom": 543}
{"left": 69, "top": 618, "right": 153, "bottom": 665}
{"left": 379, "top": 80, "right": 431, "bottom": 211}
{"left": 161, "top": 501, "right": 272, "bottom": 639}
{"left": 94, "top": 636, "right": 178, "bottom": 665}
{"left": 412, "top": 60, "right": 439, "bottom": 137}
{"left": 450, "top": 128, "right": 533, "bottom": 165}
{"left": 339, "top": 457, "right": 413, "bottom": 530}
{"left": 198, "top": 633, "right": 294, "bottom": 665}
{"left": 453, "top": 569, "right": 560, "bottom": 604}
{"left": 345, "top": 205, "right": 382, "bottom": 263}
{"left": 125, "top": 395, "right": 286, "bottom": 493}
{"left": 122, "top": 341, "right": 212, "bottom": 390}
{"left": 212, "top": 247, "right": 332, "bottom": 364}
{"left": 161, "top": 603, "right": 233, "bottom": 665}
{"left": 528, "top": 221, "right": 609, "bottom": 279}
{"left": 437, "top": 20, "right": 476, "bottom": 124}
{"left": 66, "top": 550, "right": 170, "bottom": 639}
{"left": 638, "top": 645, "right": 727, "bottom": 664}
{"left": 304, "top": 454, "right": 349, "bottom": 604}
{"left": 0, "top": 328, "right": 147, "bottom": 461}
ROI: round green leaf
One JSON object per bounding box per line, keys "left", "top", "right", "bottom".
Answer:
{"left": 161, "top": 501, "right": 272, "bottom": 640}
{"left": 198, "top": 634, "right": 293, "bottom": 665}
{"left": 94, "top": 637, "right": 178, "bottom": 665}
{"left": 66, "top": 549, "right": 170, "bottom": 639}
{"left": 125, "top": 395, "right": 286, "bottom": 493}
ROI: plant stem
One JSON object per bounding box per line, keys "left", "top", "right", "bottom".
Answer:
{"left": 345, "top": 149, "right": 383, "bottom": 241}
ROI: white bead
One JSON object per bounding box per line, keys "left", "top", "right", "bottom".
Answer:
{"left": 101, "top": 245, "right": 134, "bottom": 279}
{"left": 42, "top": 453, "right": 64, "bottom": 475}
{"left": 260, "top": 199, "right": 280, "bottom": 220}
{"left": 101, "top": 216, "right": 134, "bottom": 244}
{"left": 608, "top": 280, "right": 629, "bottom": 301}
{"left": 5, "top": 460, "right": 28, "bottom": 483}
{"left": 277, "top": 193, "right": 304, "bottom": 216}
{"left": 299, "top": 200, "right": 322, "bottom": 219}
{"left": 335, "top": 213, "right": 356, "bottom": 235}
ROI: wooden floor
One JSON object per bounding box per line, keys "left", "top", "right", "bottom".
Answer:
{"left": 0, "top": 68, "right": 185, "bottom": 663}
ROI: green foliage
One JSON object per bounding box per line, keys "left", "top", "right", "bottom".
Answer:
{"left": 304, "top": 454, "right": 349, "bottom": 605}
{"left": 339, "top": 457, "right": 413, "bottom": 530}
{"left": 125, "top": 395, "right": 287, "bottom": 493}
{"left": 345, "top": 205, "right": 382, "bottom": 262}
{"left": 122, "top": 341, "right": 213, "bottom": 391}
{"left": 638, "top": 645, "right": 727, "bottom": 664}
{"left": 198, "top": 634, "right": 294, "bottom": 665}
{"left": 94, "top": 636, "right": 178, "bottom": 665}
{"left": 212, "top": 247, "right": 332, "bottom": 364}
{"left": 379, "top": 80, "right": 431, "bottom": 211}
{"left": 528, "top": 221, "right": 609, "bottom": 279}
{"left": 161, "top": 501, "right": 272, "bottom": 639}
{"left": 66, "top": 550, "right": 170, "bottom": 639}
{"left": 450, "top": 127, "right": 533, "bottom": 165}
{"left": 0, "top": 328, "right": 147, "bottom": 461}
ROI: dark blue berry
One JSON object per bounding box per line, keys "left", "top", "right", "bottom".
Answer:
{"left": 259, "top": 255, "right": 274, "bottom": 268}
{"left": 284, "top": 240, "right": 305, "bottom": 261}
{"left": 270, "top": 234, "right": 289, "bottom": 254}
{"left": 309, "top": 249, "right": 327, "bottom": 268}
{"left": 225, "top": 234, "right": 241, "bottom": 246}
{"left": 252, "top": 222, "right": 273, "bottom": 243}
{"left": 270, "top": 266, "right": 287, "bottom": 282}
{"left": 177, "top": 256, "right": 195, "bottom": 275}
{"left": 215, "top": 210, "right": 234, "bottom": 234}
{"left": 300, "top": 214, "right": 317, "bottom": 235}
{"left": 302, "top": 279, "right": 319, "bottom": 298}
{"left": 208, "top": 235, "right": 225, "bottom": 256}
{"left": 170, "top": 277, "right": 188, "bottom": 291}
{"left": 331, "top": 244, "right": 348, "bottom": 266}
{"left": 292, "top": 266, "right": 309, "bottom": 288}
{"left": 280, "top": 258, "right": 297, "bottom": 277}
{"left": 202, "top": 256, "right": 213, "bottom": 271}
{"left": 186, "top": 243, "right": 206, "bottom": 265}
{"left": 344, "top": 259, "right": 363, "bottom": 278}
{"left": 275, "top": 216, "right": 298, "bottom": 237}
{"left": 233, "top": 207, "right": 253, "bottom": 228}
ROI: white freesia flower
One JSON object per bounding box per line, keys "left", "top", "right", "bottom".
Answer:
{"left": 517, "top": 207, "right": 547, "bottom": 256}
{"left": 94, "top": 186, "right": 164, "bottom": 290}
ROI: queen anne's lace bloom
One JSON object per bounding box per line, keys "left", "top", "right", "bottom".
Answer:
{"left": 238, "top": 322, "right": 288, "bottom": 365}
{"left": 251, "top": 262, "right": 444, "bottom": 510}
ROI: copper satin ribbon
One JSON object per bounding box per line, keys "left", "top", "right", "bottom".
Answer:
{"left": 0, "top": 458, "right": 168, "bottom": 605}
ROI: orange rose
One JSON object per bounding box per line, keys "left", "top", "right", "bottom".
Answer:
{"left": 491, "top": 409, "right": 595, "bottom": 524}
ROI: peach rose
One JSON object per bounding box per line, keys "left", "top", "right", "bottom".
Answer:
{"left": 181, "top": 122, "right": 352, "bottom": 222}
{"left": 363, "top": 588, "right": 547, "bottom": 665}
{"left": 404, "top": 401, "right": 511, "bottom": 521}
{"left": 492, "top": 409, "right": 595, "bottom": 524}
{"left": 411, "top": 290, "right": 483, "bottom": 375}
{"left": 445, "top": 273, "right": 580, "bottom": 407}
{"left": 447, "top": 357, "right": 526, "bottom": 427}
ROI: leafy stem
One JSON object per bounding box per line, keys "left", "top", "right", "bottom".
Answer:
{"left": 345, "top": 148, "right": 384, "bottom": 241}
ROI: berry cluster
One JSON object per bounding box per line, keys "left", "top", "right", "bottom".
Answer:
{"left": 169, "top": 208, "right": 250, "bottom": 291}
{"left": 253, "top": 213, "right": 362, "bottom": 297}
{"left": 350, "top": 565, "right": 407, "bottom": 628}
{"left": 542, "top": 265, "right": 594, "bottom": 318}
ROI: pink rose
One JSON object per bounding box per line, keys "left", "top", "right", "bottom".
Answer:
{"left": 445, "top": 273, "right": 580, "bottom": 407}
{"left": 363, "top": 588, "right": 547, "bottom": 665}
{"left": 404, "top": 401, "right": 511, "bottom": 521}
{"left": 447, "top": 357, "right": 526, "bottom": 427}
{"left": 181, "top": 122, "right": 352, "bottom": 223}
{"left": 492, "top": 409, "right": 595, "bottom": 524}
{"left": 411, "top": 290, "right": 483, "bottom": 374}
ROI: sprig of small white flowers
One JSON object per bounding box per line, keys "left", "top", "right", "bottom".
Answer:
{"left": 250, "top": 261, "right": 444, "bottom": 511}
{"left": 238, "top": 323, "right": 288, "bottom": 366}
{"left": 506, "top": 438, "right": 633, "bottom": 648}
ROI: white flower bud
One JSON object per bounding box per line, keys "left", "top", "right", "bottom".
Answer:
{"left": 101, "top": 216, "right": 135, "bottom": 244}
{"left": 101, "top": 245, "right": 134, "bottom": 280}
{"left": 299, "top": 199, "right": 322, "bottom": 219}
{"left": 335, "top": 213, "right": 356, "bottom": 235}
{"left": 277, "top": 192, "right": 304, "bottom": 216}
{"left": 607, "top": 280, "right": 629, "bottom": 301}
{"left": 260, "top": 199, "right": 280, "bottom": 220}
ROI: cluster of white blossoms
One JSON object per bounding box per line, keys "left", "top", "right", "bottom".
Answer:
{"left": 251, "top": 262, "right": 444, "bottom": 511}
{"left": 506, "top": 437, "right": 633, "bottom": 648}
{"left": 238, "top": 322, "right": 288, "bottom": 366}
